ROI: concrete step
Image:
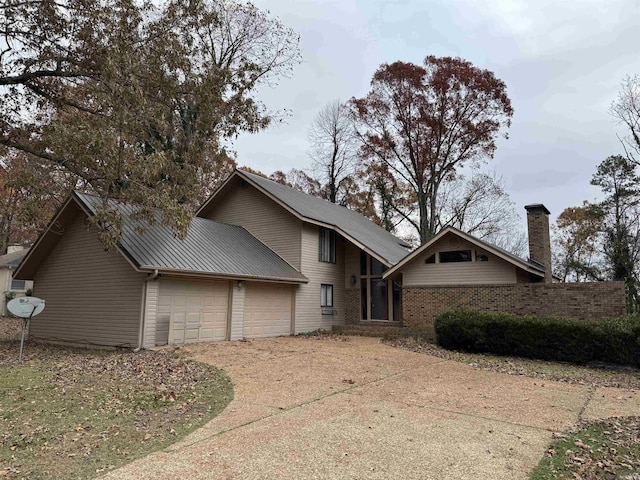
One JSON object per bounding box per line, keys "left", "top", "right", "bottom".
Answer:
{"left": 332, "top": 324, "right": 404, "bottom": 338}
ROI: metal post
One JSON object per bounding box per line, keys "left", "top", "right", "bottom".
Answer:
{"left": 18, "top": 307, "right": 35, "bottom": 364}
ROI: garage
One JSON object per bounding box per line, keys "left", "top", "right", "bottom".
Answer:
{"left": 243, "top": 283, "right": 293, "bottom": 338}
{"left": 157, "top": 278, "right": 230, "bottom": 345}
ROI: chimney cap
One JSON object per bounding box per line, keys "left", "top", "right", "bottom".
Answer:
{"left": 525, "top": 204, "right": 550, "bottom": 215}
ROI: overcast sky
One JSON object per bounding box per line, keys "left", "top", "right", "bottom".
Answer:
{"left": 233, "top": 0, "right": 640, "bottom": 225}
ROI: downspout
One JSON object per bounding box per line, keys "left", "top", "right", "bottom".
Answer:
{"left": 134, "top": 269, "right": 159, "bottom": 352}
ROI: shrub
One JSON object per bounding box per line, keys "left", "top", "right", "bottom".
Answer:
{"left": 435, "top": 310, "right": 640, "bottom": 367}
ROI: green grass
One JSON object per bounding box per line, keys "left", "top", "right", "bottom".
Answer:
{"left": 0, "top": 342, "right": 233, "bottom": 479}
{"left": 530, "top": 417, "right": 640, "bottom": 479}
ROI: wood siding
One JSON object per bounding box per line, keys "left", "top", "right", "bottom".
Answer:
{"left": 32, "top": 213, "right": 145, "bottom": 347}
{"left": 402, "top": 234, "right": 517, "bottom": 286}
{"left": 201, "top": 183, "right": 302, "bottom": 270}
{"left": 295, "top": 224, "right": 345, "bottom": 333}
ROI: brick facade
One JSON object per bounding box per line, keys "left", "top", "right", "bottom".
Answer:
{"left": 402, "top": 281, "right": 627, "bottom": 340}
{"left": 345, "top": 288, "right": 360, "bottom": 325}
{"left": 525, "top": 205, "right": 553, "bottom": 283}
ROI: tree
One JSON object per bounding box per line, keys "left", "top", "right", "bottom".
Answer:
{"left": 270, "top": 169, "right": 323, "bottom": 197}
{"left": 0, "top": 0, "right": 301, "bottom": 247}
{"left": 553, "top": 203, "right": 605, "bottom": 282}
{"left": 349, "top": 56, "right": 513, "bottom": 243}
{"left": 611, "top": 75, "right": 640, "bottom": 164}
{"left": 436, "top": 172, "right": 527, "bottom": 255}
{"left": 307, "top": 100, "right": 358, "bottom": 204}
{"left": 591, "top": 155, "right": 640, "bottom": 311}
{"left": 0, "top": 149, "right": 73, "bottom": 253}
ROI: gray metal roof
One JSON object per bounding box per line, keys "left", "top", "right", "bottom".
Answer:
{"left": 0, "top": 249, "right": 29, "bottom": 268}
{"left": 75, "top": 192, "right": 308, "bottom": 283}
{"left": 237, "top": 170, "right": 412, "bottom": 266}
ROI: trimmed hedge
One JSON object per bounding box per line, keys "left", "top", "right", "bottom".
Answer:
{"left": 434, "top": 310, "right": 640, "bottom": 367}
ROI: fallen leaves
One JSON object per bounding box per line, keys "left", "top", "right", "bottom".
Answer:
{"left": 0, "top": 342, "right": 233, "bottom": 479}
{"left": 537, "top": 417, "right": 640, "bottom": 479}
{"left": 385, "top": 337, "right": 640, "bottom": 390}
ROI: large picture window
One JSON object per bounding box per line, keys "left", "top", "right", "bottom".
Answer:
{"left": 319, "top": 228, "right": 336, "bottom": 263}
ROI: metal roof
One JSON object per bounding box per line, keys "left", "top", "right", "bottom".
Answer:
{"left": 0, "top": 249, "right": 29, "bottom": 269}
{"left": 75, "top": 192, "right": 308, "bottom": 283}
{"left": 234, "top": 170, "right": 412, "bottom": 266}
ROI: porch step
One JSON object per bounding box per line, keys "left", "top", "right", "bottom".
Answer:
{"left": 332, "top": 324, "right": 404, "bottom": 338}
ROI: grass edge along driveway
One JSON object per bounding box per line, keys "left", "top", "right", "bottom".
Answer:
{"left": 0, "top": 342, "right": 233, "bottom": 480}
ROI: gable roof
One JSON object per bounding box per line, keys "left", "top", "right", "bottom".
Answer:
{"left": 382, "top": 226, "right": 546, "bottom": 280}
{"left": 0, "top": 248, "right": 29, "bottom": 269}
{"left": 16, "top": 192, "right": 308, "bottom": 284}
{"left": 197, "top": 169, "right": 412, "bottom": 266}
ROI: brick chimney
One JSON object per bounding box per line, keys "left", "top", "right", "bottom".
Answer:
{"left": 524, "top": 204, "right": 552, "bottom": 283}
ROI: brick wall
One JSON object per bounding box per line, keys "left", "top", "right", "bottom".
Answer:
{"left": 403, "top": 281, "right": 626, "bottom": 340}
{"left": 345, "top": 288, "right": 360, "bottom": 325}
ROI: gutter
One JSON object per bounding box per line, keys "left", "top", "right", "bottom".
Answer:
{"left": 135, "top": 269, "right": 159, "bottom": 352}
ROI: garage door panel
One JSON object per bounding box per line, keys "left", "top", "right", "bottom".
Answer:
{"left": 160, "top": 278, "right": 229, "bottom": 345}
{"left": 244, "top": 284, "right": 292, "bottom": 339}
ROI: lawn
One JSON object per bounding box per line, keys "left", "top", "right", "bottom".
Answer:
{"left": 0, "top": 341, "right": 233, "bottom": 479}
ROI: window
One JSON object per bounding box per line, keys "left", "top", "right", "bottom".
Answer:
{"left": 424, "top": 253, "right": 436, "bottom": 264}
{"left": 321, "top": 284, "right": 334, "bottom": 307}
{"left": 439, "top": 249, "right": 472, "bottom": 263}
{"left": 476, "top": 252, "right": 489, "bottom": 262}
{"left": 10, "top": 279, "right": 26, "bottom": 291}
{"left": 319, "top": 228, "right": 336, "bottom": 263}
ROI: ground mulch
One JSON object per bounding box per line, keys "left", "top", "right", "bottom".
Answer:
{"left": 384, "top": 337, "right": 640, "bottom": 390}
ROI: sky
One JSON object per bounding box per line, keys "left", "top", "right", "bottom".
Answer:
{"left": 232, "top": 0, "right": 640, "bottom": 227}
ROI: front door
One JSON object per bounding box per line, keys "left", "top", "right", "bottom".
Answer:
{"left": 360, "top": 252, "right": 401, "bottom": 322}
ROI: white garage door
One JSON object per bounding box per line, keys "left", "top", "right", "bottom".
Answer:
{"left": 244, "top": 283, "right": 292, "bottom": 339}
{"left": 158, "top": 278, "right": 229, "bottom": 345}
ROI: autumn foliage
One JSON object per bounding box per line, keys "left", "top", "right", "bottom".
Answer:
{"left": 349, "top": 56, "right": 513, "bottom": 243}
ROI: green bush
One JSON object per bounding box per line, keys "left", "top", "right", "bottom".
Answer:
{"left": 435, "top": 310, "right": 640, "bottom": 367}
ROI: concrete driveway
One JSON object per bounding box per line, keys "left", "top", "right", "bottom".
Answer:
{"left": 104, "top": 336, "right": 639, "bottom": 480}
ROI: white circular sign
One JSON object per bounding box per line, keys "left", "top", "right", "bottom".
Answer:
{"left": 7, "top": 297, "right": 45, "bottom": 318}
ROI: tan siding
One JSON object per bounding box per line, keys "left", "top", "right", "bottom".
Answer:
{"left": 344, "top": 242, "right": 360, "bottom": 287}
{"left": 295, "top": 225, "right": 345, "bottom": 333}
{"left": 244, "top": 283, "right": 292, "bottom": 338}
{"left": 32, "top": 213, "right": 145, "bottom": 347}
{"left": 229, "top": 283, "right": 245, "bottom": 340}
{"left": 142, "top": 280, "right": 159, "bottom": 348}
{"left": 202, "top": 184, "right": 302, "bottom": 270}
{"left": 402, "top": 234, "right": 517, "bottom": 286}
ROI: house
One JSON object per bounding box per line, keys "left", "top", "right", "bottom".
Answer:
{"left": 13, "top": 169, "right": 410, "bottom": 348}
{"left": 0, "top": 246, "right": 33, "bottom": 316}
{"left": 14, "top": 170, "right": 625, "bottom": 348}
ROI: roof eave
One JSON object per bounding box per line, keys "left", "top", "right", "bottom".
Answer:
{"left": 138, "top": 265, "right": 309, "bottom": 284}
{"left": 234, "top": 170, "right": 404, "bottom": 268}
{"left": 382, "top": 226, "right": 546, "bottom": 280}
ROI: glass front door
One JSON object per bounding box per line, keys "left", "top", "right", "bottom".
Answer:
{"left": 359, "top": 251, "right": 400, "bottom": 322}
{"left": 370, "top": 278, "right": 388, "bottom": 320}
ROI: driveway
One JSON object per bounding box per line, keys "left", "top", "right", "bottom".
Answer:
{"left": 104, "top": 336, "right": 640, "bottom": 480}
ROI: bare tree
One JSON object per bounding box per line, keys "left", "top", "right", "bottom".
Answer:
{"left": 611, "top": 75, "right": 640, "bottom": 164}
{"left": 308, "top": 100, "right": 358, "bottom": 204}
{"left": 436, "top": 172, "right": 527, "bottom": 256}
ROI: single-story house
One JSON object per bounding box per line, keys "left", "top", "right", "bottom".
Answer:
{"left": 0, "top": 246, "right": 33, "bottom": 316}
{"left": 14, "top": 170, "right": 625, "bottom": 348}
